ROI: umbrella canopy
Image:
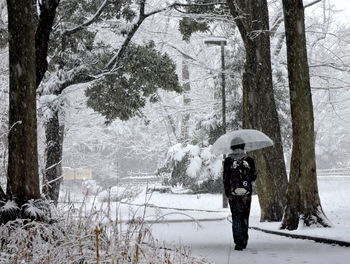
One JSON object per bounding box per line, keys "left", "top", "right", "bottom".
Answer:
{"left": 211, "top": 129, "right": 274, "bottom": 155}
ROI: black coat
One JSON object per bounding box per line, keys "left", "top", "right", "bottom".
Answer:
{"left": 223, "top": 155, "right": 257, "bottom": 197}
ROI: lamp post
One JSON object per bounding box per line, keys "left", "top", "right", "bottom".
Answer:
{"left": 204, "top": 38, "right": 228, "bottom": 208}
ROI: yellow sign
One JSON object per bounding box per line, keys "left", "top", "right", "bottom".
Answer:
{"left": 63, "top": 168, "right": 92, "bottom": 180}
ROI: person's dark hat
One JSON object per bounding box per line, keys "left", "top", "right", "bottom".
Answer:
{"left": 230, "top": 137, "right": 244, "bottom": 147}
{"left": 230, "top": 137, "right": 245, "bottom": 150}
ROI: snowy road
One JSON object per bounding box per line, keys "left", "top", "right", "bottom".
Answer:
{"left": 151, "top": 220, "right": 350, "bottom": 264}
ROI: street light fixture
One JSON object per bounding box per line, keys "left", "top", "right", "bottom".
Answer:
{"left": 204, "top": 38, "right": 228, "bottom": 208}
{"left": 204, "top": 38, "right": 227, "bottom": 134}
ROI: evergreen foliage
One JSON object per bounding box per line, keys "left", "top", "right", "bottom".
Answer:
{"left": 179, "top": 17, "right": 209, "bottom": 41}
{"left": 42, "top": 0, "right": 139, "bottom": 96}
{"left": 177, "top": 0, "right": 229, "bottom": 41}
{"left": 85, "top": 42, "right": 182, "bottom": 123}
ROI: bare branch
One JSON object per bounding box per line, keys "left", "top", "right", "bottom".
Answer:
{"left": 62, "top": 0, "right": 109, "bottom": 37}
{"left": 139, "top": 0, "right": 146, "bottom": 17}
{"left": 35, "top": 0, "right": 60, "bottom": 87}
{"left": 104, "top": 0, "right": 228, "bottom": 71}
{"left": 104, "top": 20, "right": 143, "bottom": 71}
{"left": 270, "top": 11, "right": 283, "bottom": 37}
{"left": 55, "top": 74, "right": 96, "bottom": 96}
{"left": 105, "top": 0, "right": 149, "bottom": 71}
{"left": 272, "top": 0, "right": 322, "bottom": 56}
{"left": 304, "top": 0, "right": 322, "bottom": 8}
{"left": 173, "top": 2, "right": 226, "bottom": 8}
{"left": 273, "top": 32, "right": 285, "bottom": 57}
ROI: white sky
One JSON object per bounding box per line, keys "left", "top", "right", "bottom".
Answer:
{"left": 331, "top": 0, "right": 350, "bottom": 21}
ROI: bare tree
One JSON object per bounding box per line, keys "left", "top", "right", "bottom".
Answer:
{"left": 281, "top": 0, "right": 329, "bottom": 230}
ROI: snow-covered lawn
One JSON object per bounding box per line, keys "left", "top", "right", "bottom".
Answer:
{"left": 56, "top": 176, "right": 350, "bottom": 263}
{"left": 251, "top": 176, "right": 350, "bottom": 242}
{"left": 151, "top": 221, "right": 350, "bottom": 264}
{"left": 62, "top": 176, "right": 350, "bottom": 242}
{"left": 145, "top": 177, "right": 350, "bottom": 264}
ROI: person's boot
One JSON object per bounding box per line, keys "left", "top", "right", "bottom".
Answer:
{"left": 234, "top": 244, "right": 243, "bottom": 251}
{"left": 242, "top": 239, "right": 247, "bottom": 249}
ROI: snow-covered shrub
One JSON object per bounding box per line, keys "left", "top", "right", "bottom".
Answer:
{"left": 0, "top": 202, "right": 207, "bottom": 264}
{"left": 0, "top": 200, "right": 19, "bottom": 224}
{"left": 0, "top": 199, "right": 51, "bottom": 224}
{"left": 82, "top": 180, "right": 101, "bottom": 195}
{"left": 146, "top": 183, "right": 171, "bottom": 194}
{"left": 21, "top": 199, "right": 51, "bottom": 222}
{"left": 159, "top": 143, "right": 223, "bottom": 193}
{"left": 97, "top": 185, "right": 140, "bottom": 202}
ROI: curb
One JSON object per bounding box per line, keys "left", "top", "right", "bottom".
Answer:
{"left": 124, "top": 217, "right": 227, "bottom": 225}
{"left": 142, "top": 217, "right": 227, "bottom": 224}
{"left": 250, "top": 226, "right": 350, "bottom": 247}
{"left": 120, "top": 202, "right": 225, "bottom": 213}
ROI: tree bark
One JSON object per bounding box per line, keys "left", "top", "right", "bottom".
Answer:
{"left": 42, "top": 109, "right": 64, "bottom": 204}
{"left": 7, "top": 0, "right": 40, "bottom": 205}
{"left": 0, "top": 185, "right": 6, "bottom": 201}
{"left": 281, "top": 0, "right": 328, "bottom": 230}
{"left": 180, "top": 56, "right": 191, "bottom": 142}
{"left": 35, "top": 0, "right": 60, "bottom": 87}
{"left": 227, "top": 0, "right": 288, "bottom": 221}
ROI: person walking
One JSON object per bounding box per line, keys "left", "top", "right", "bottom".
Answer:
{"left": 223, "top": 138, "right": 257, "bottom": 250}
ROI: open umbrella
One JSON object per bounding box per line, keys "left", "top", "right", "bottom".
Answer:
{"left": 211, "top": 129, "right": 274, "bottom": 155}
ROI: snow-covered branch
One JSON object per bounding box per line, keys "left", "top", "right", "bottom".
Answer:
{"left": 104, "top": 1, "right": 227, "bottom": 71}
{"left": 271, "top": 0, "right": 322, "bottom": 56}
{"left": 35, "top": 0, "right": 60, "bottom": 87}
{"left": 105, "top": 0, "right": 157, "bottom": 71}
{"left": 304, "top": 0, "right": 322, "bottom": 8}
{"left": 173, "top": 2, "right": 226, "bottom": 8}
{"left": 62, "top": 0, "right": 110, "bottom": 37}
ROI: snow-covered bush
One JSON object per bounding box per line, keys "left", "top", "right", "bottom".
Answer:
{"left": 146, "top": 183, "right": 172, "bottom": 194}
{"left": 0, "top": 199, "right": 51, "bottom": 224}
{"left": 159, "top": 143, "right": 223, "bottom": 193}
{"left": 0, "top": 200, "right": 19, "bottom": 223}
{"left": 97, "top": 185, "right": 141, "bottom": 202}
{"left": 82, "top": 180, "right": 101, "bottom": 195}
{"left": 21, "top": 199, "right": 51, "bottom": 222}
{"left": 0, "top": 202, "right": 206, "bottom": 264}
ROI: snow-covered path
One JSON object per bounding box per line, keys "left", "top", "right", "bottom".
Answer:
{"left": 151, "top": 220, "right": 350, "bottom": 264}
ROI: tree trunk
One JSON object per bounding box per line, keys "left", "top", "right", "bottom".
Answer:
{"left": 35, "top": 0, "right": 60, "bottom": 87}
{"left": 281, "top": 0, "right": 329, "bottom": 230}
{"left": 42, "top": 109, "right": 64, "bottom": 204}
{"left": 227, "top": 0, "right": 288, "bottom": 221}
{"left": 7, "top": 0, "right": 40, "bottom": 205}
{"left": 180, "top": 56, "right": 191, "bottom": 143}
{"left": 0, "top": 185, "right": 6, "bottom": 201}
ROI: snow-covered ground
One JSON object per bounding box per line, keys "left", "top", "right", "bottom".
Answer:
{"left": 151, "top": 221, "right": 350, "bottom": 264}
{"left": 61, "top": 176, "right": 350, "bottom": 238}
{"left": 61, "top": 176, "right": 350, "bottom": 263}
{"left": 148, "top": 176, "right": 350, "bottom": 263}
{"left": 251, "top": 176, "right": 350, "bottom": 242}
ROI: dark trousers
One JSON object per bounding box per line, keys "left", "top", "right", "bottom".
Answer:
{"left": 228, "top": 195, "right": 252, "bottom": 246}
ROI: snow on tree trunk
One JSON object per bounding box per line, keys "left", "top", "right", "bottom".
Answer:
{"left": 281, "top": 0, "right": 329, "bottom": 230}
{"left": 227, "top": 0, "right": 288, "bottom": 221}
{"left": 42, "top": 109, "right": 64, "bottom": 205}
{"left": 180, "top": 56, "right": 191, "bottom": 143}
{"left": 6, "top": 0, "right": 41, "bottom": 205}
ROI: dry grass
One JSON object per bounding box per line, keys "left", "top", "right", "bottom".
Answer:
{"left": 0, "top": 191, "right": 208, "bottom": 264}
